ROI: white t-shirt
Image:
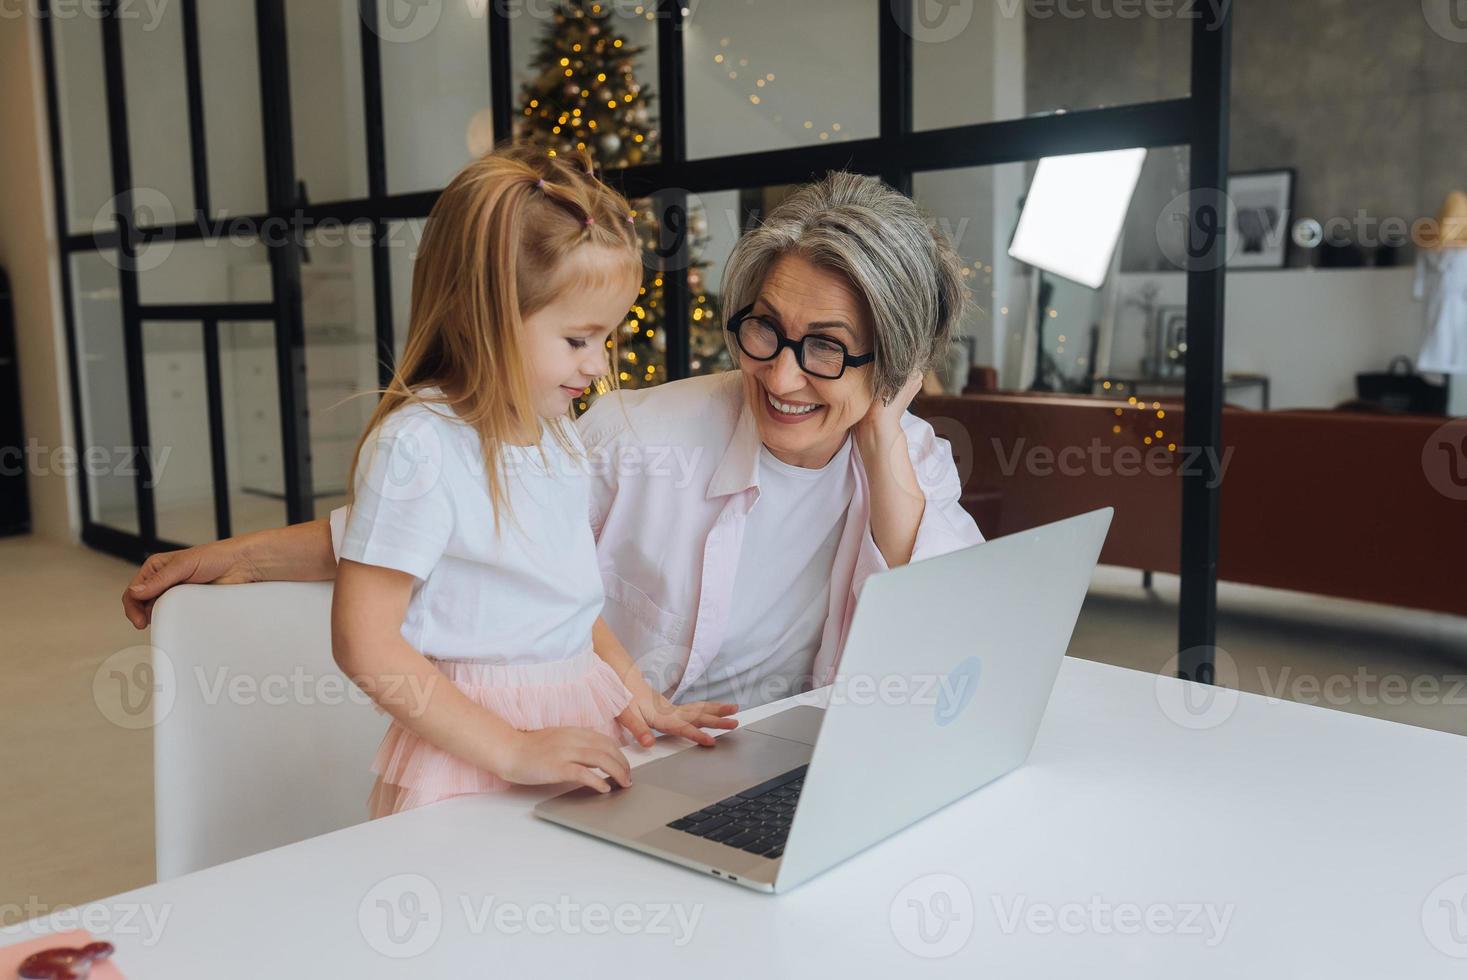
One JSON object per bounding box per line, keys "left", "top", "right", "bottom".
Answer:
{"left": 339, "top": 393, "right": 604, "bottom": 665}
{"left": 682, "top": 438, "right": 855, "bottom": 706}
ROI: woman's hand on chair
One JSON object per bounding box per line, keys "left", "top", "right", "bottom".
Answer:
{"left": 494, "top": 727, "right": 634, "bottom": 794}
{"left": 121, "top": 540, "right": 260, "bottom": 630}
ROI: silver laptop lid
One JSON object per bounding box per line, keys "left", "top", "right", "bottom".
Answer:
{"left": 774, "top": 507, "right": 1113, "bottom": 892}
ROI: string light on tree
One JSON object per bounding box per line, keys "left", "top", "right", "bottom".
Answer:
{"left": 513, "top": 0, "right": 727, "bottom": 405}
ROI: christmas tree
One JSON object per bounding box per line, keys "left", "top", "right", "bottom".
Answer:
{"left": 514, "top": 0, "right": 730, "bottom": 409}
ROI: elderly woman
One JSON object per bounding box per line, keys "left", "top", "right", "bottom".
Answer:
{"left": 122, "top": 170, "right": 984, "bottom": 711}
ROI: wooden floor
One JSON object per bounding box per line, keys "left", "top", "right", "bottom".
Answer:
{"left": 3, "top": 534, "right": 1465, "bottom": 922}
{"left": 1, "top": 536, "right": 156, "bottom": 923}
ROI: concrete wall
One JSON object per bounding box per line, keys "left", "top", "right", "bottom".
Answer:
{"left": 1022, "top": 0, "right": 1467, "bottom": 411}
{"left": 1027, "top": 0, "right": 1467, "bottom": 271}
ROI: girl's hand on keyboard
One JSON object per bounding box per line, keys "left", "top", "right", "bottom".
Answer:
{"left": 496, "top": 727, "right": 633, "bottom": 793}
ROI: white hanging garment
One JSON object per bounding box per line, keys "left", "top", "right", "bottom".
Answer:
{"left": 1414, "top": 248, "right": 1467, "bottom": 374}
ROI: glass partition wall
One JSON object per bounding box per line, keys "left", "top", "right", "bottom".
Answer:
{"left": 39, "top": 0, "right": 1233, "bottom": 678}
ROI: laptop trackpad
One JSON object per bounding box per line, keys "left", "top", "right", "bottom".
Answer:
{"left": 745, "top": 704, "right": 824, "bottom": 745}
{"left": 638, "top": 728, "right": 813, "bottom": 800}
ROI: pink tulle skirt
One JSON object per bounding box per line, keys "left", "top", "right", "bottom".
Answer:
{"left": 367, "top": 649, "right": 634, "bottom": 819}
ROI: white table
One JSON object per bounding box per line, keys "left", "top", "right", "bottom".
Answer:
{"left": 6, "top": 657, "right": 1466, "bottom": 977}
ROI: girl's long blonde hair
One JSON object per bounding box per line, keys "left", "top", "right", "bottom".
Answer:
{"left": 349, "top": 141, "right": 641, "bottom": 526}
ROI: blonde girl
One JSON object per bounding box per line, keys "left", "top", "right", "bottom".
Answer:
{"left": 332, "top": 142, "right": 737, "bottom": 819}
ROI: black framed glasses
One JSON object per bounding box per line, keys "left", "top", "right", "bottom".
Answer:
{"left": 725, "top": 304, "right": 875, "bottom": 380}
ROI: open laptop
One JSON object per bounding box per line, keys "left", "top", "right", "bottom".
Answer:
{"left": 534, "top": 507, "right": 1113, "bottom": 893}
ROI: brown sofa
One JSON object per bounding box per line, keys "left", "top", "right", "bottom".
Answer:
{"left": 911, "top": 391, "right": 1467, "bottom": 618}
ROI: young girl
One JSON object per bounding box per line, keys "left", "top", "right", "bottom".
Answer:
{"left": 332, "top": 142, "right": 737, "bottom": 819}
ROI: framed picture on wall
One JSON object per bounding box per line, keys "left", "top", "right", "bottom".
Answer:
{"left": 1228, "top": 169, "right": 1294, "bottom": 269}
{"left": 1154, "top": 305, "right": 1187, "bottom": 379}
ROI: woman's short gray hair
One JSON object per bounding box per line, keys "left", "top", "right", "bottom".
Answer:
{"left": 718, "top": 171, "right": 969, "bottom": 401}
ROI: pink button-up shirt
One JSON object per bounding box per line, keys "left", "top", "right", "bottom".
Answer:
{"left": 329, "top": 372, "right": 984, "bottom": 704}
{"left": 576, "top": 371, "right": 984, "bottom": 702}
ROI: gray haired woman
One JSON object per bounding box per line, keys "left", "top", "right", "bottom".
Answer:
{"left": 122, "top": 170, "right": 985, "bottom": 713}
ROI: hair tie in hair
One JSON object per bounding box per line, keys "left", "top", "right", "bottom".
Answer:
{"left": 584, "top": 215, "right": 596, "bottom": 226}
{"left": 626, "top": 213, "right": 635, "bottom": 225}
{"left": 535, "top": 178, "right": 546, "bottom": 190}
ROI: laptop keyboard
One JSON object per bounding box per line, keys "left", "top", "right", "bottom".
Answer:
{"left": 664, "top": 765, "right": 807, "bottom": 859}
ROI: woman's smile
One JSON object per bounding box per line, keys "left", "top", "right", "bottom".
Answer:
{"left": 762, "top": 383, "right": 826, "bottom": 424}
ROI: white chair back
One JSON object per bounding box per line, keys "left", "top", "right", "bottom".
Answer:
{"left": 150, "top": 582, "right": 388, "bottom": 880}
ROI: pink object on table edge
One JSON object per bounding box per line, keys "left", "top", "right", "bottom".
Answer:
{"left": 0, "top": 929, "right": 127, "bottom": 979}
